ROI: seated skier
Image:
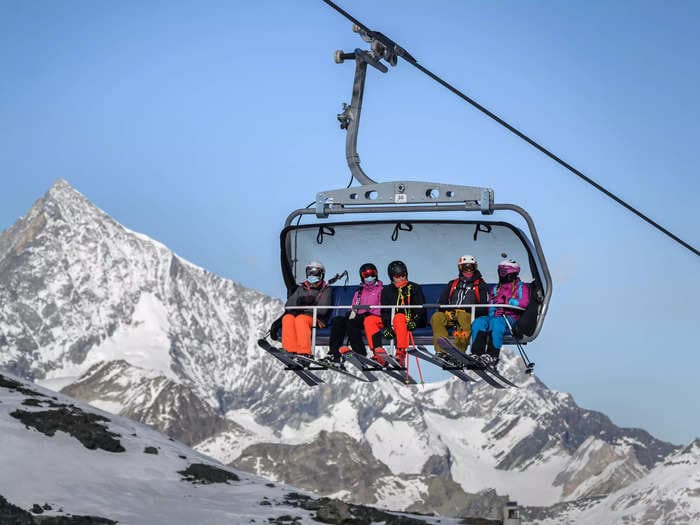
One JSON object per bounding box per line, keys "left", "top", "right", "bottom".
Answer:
{"left": 430, "top": 254, "right": 488, "bottom": 354}
{"left": 281, "top": 261, "right": 332, "bottom": 356}
{"left": 324, "top": 262, "right": 384, "bottom": 366}
{"left": 470, "top": 258, "right": 530, "bottom": 365}
{"left": 378, "top": 260, "right": 425, "bottom": 367}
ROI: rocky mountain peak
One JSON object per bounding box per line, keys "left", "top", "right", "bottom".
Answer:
{"left": 0, "top": 179, "right": 110, "bottom": 263}
{"left": 0, "top": 179, "right": 282, "bottom": 392}
{"left": 679, "top": 438, "right": 700, "bottom": 459}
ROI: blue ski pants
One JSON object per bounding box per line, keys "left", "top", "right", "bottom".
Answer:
{"left": 471, "top": 315, "right": 515, "bottom": 350}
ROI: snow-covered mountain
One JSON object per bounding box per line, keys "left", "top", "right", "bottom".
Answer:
{"left": 0, "top": 179, "right": 281, "bottom": 397}
{"left": 523, "top": 438, "right": 700, "bottom": 524}
{"left": 0, "top": 180, "right": 697, "bottom": 522}
{"left": 0, "top": 370, "right": 449, "bottom": 525}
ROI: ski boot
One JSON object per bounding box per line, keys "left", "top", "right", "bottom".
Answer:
{"left": 372, "top": 347, "right": 388, "bottom": 367}
{"left": 318, "top": 351, "right": 343, "bottom": 369}
{"left": 394, "top": 347, "right": 407, "bottom": 368}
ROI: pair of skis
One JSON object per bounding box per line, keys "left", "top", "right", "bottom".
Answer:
{"left": 258, "top": 339, "right": 416, "bottom": 386}
{"left": 258, "top": 339, "right": 371, "bottom": 386}
{"left": 407, "top": 338, "right": 517, "bottom": 389}
{"left": 345, "top": 350, "right": 417, "bottom": 385}
{"left": 259, "top": 337, "right": 516, "bottom": 388}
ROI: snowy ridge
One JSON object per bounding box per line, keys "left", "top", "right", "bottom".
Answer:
{"left": 0, "top": 180, "right": 695, "bottom": 522}
{"left": 61, "top": 359, "right": 237, "bottom": 445}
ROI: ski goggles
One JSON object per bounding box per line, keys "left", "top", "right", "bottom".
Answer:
{"left": 306, "top": 267, "right": 323, "bottom": 277}
{"left": 498, "top": 266, "right": 518, "bottom": 277}
{"left": 459, "top": 263, "right": 477, "bottom": 272}
{"left": 361, "top": 268, "right": 377, "bottom": 279}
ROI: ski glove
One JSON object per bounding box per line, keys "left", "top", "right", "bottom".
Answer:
{"left": 382, "top": 326, "right": 395, "bottom": 340}
{"left": 406, "top": 319, "right": 417, "bottom": 331}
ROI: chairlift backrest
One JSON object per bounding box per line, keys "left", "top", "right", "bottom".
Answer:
{"left": 279, "top": 212, "right": 552, "bottom": 343}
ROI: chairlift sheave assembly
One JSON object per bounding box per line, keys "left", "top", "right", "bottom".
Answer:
{"left": 259, "top": 13, "right": 552, "bottom": 387}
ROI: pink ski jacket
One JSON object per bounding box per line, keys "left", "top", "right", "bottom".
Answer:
{"left": 351, "top": 280, "right": 384, "bottom": 317}
{"left": 489, "top": 279, "right": 530, "bottom": 320}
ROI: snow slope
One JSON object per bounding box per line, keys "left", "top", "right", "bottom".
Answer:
{"left": 0, "top": 371, "right": 450, "bottom": 525}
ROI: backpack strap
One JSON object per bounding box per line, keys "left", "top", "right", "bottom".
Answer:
{"left": 449, "top": 278, "right": 481, "bottom": 304}
{"left": 447, "top": 278, "right": 459, "bottom": 301}
{"left": 473, "top": 278, "right": 482, "bottom": 303}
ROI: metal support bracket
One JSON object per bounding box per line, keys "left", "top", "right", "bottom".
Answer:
{"left": 316, "top": 181, "right": 494, "bottom": 218}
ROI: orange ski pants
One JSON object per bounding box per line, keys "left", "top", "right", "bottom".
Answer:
{"left": 281, "top": 313, "right": 314, "bottom": 355}
{"left": 362, "top": 314, "right": 383, "bottom": 350}
{"left": 391, "top": 313, "right": 410, "bottom": 351}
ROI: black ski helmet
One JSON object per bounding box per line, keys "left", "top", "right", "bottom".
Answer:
{"left": 359, "top": 262, "right": 378, "bottom": 281}
{"left": 387, "top": 260, "right": 408, "bottom": 280}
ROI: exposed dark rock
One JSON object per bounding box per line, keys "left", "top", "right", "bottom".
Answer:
{"left": 0, "top": 495, "right": 116, "bottom": 525}
{"left": 0, "top": 495, "right": 34, "bottom": 524}
{"left": 178, "top": 463, "right": 239, "bottom": 484}
{"left": 405, "top": 478, "right": 507, "bottom": 520}
{"left": 21, "top": 398, "right": 68, "bottom": 409}
{"left": 234, "top": 431, "right": 391, "bottom": 503}
{"left": 520, "top": 495, "right": 605, "bottom": 523}
{"left": 143, "top": 446, "right": 158, "bottom": 455}
{"left": 421, "top": 453, "right": 452, "bottom": 478}
{"left": 38, "top": 514, "right": 118, "bottom": 524}
{"left": 266, "top": 483, "right": 276, "bottom": 488}
{"left": 9, "top": 407, "right": 125, "bottom": 453}
{"left": 0, "top": 374, "right": 44, "bottom": 397}
{"left": 267, "top": 515, "right": 301, "bottom": 524}
{"left": 282, "top": 493, "right": 428, "bottom": 524}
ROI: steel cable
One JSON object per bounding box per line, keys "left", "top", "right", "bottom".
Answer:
{"left": 322, "top": 0, "right": 699, "bottom": 257}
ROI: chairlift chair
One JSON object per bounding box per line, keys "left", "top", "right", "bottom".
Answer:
{"left": 263, "top": 17, "right": 552, "bottom": 370}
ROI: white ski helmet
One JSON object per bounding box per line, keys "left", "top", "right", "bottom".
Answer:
{"left": 457, "top": 254, "right": 477, "bottom": 266}
{"left": 305, "top": 261, "right": 325, "bottom": 279}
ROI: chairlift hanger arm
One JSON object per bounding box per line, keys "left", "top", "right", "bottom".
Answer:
{"left": 323, "top": 0, "right": 699, "bottom": 257}
{"left": 335, "top": 48, "right": 387, "bottom": 186}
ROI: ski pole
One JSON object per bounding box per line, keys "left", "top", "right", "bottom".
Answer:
{"left": 408, "top": 332, "right": 424, "bottom": 388}
{"left": 503, "top": 316, "right": 534, "bottom": 372}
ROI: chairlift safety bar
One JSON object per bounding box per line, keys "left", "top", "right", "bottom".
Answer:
{"left": 286, "top": 303, "right": 525, "bottom": 353}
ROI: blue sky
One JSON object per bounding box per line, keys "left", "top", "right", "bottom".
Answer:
{"left": 1, "top": 1, "right": 698, "bottom": 444}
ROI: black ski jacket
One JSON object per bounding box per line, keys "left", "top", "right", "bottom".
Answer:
{"left": 437, "top": 270, "right": 489, "bottom": 317}
{"left": 285, "top": 281, "right": 332, "bottom": 321}
{"left": 380, "top": 281, "right": 426, "bottom": 328}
